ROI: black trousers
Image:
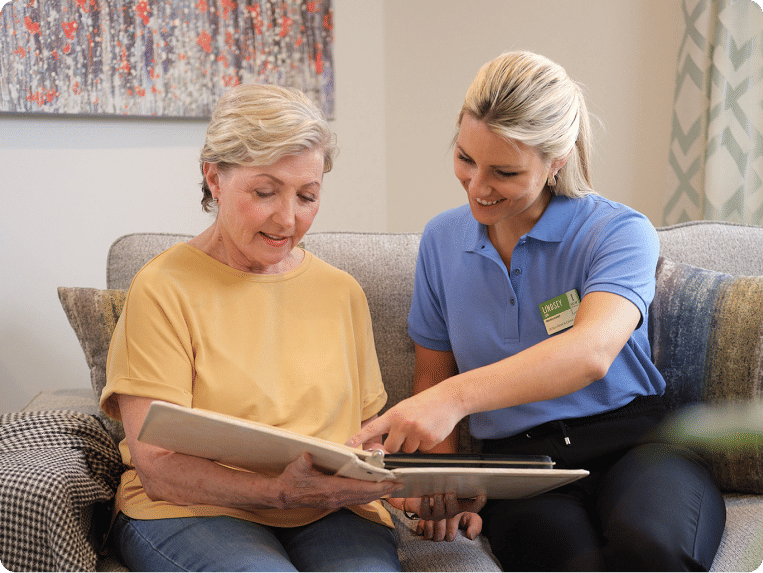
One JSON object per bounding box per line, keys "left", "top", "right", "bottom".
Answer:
{"left": 480, "top": 397, "right": 726, "bottom": 571}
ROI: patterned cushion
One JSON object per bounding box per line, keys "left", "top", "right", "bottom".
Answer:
{"left": 57, "top": 287, "right": 127, "bottom": 443}
{"left": 650, "top": 257, "right": 763, "bottom": 493}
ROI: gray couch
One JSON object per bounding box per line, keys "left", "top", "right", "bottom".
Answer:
{"left": 3, "top": 220, "right": 763, "bottom": 571}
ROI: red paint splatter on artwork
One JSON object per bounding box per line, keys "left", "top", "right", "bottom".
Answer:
{"left": 15, "top": 45, "right": 26, "bottom": 57}
{"left": 315, "top": 50, "right": 323, "bottom": 74}
{"left": 197, "top": 31, "right": 212, "bottom": 53}
{"left": 62, "top": 21, "right": 78, "bottom": 40}
{"left": 136, "top": 2, "right": 150, "bottom": 26}
{"left": 27, "top": 88, "right": 58, "bottom": 107}
{"left": 75, "top": 0, "right": 90, "bottom": 13}
{"left": 24, "top": 16, "right": 40, "bottom": 36}
{"left": 221, "top": 0, "right": 234, "bottom": 18}
{"left": 280, "top": 16, "right": 293, "bottom": 38}
{"left": 196, "top": 0, "right": 208, "bottom": 13}
{"left": 307, "top": 2, "right": 319, "bottom": 12}
{"left": 246, "top": 4, "right": 263, "bottom": 34}
{"left": 63, "top": 43, "right": 71, "bottom": 54}
{"left": 118, "top": 45, "right": 130, "bottom": 73}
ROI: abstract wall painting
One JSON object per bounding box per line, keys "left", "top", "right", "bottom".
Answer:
{"left": 0, "top": 0, "right": 334, "bottom": 118}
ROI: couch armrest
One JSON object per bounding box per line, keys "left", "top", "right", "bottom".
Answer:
{"left": 23, "top": 389, "right": 125, "bottom": 445}
{"left": 0, "top": 411, "right": 124, "bottom": 572}
{"left": 23, "top": 388, "right": 101, "bottom": 415}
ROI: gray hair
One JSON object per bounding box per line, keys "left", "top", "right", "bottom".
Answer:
{"left": 200, "top": 84, "right": 337, "bottom": 212}
{"left": 456, "top": 51, "right": 594, "bottom": 198}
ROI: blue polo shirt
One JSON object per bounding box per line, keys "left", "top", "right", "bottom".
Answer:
{"left": 408, "top": 194, "right": 666, "bottom": 439}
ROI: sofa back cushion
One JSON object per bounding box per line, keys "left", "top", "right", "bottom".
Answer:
{"left": 649, "top": 257, "right": 763, "bottom": 410}
{"left": 657, "top": 221, "right": 763, "bottom": 276}
{"left": 649, "top": 257, "right": 763, "bottom": 494}
{"left": 107, "top": 233, "right": 193, "bottom": 290}
{"left": 58, "top": 287, "right": 128, "bottom": 443}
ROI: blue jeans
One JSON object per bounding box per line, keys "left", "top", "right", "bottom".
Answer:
{"left": 111, "top": 509, "right": 400, "bottom": 572}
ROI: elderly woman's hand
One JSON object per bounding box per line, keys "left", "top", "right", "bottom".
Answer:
{"left": 275, "top": 452, "right": 403, "bottom": 509}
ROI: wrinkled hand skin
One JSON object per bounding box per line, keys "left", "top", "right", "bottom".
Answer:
{"left": 276, "top": 453, "right": 403, "bottom": 509}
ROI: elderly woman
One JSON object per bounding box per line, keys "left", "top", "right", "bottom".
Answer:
{"left": 350, "top": 51, "right": 726, "bottom": 571}
{"left": 100, "top": 84, "right": 403, "bottom": 572}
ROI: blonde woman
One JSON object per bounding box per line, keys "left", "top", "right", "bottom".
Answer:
{"left": 350, "top": 52, "right": 726, "bottom": 571}
{"left": 101, "top": 84, "right": 403, "bottom": 572}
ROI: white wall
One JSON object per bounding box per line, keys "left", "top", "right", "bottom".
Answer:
{"left": 1, "top": 0, "right": 683, "bottom": 413}
{"left": 383, "top": 0, "right": 683, "bottom": 231}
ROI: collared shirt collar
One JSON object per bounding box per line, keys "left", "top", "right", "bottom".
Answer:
{"left": 525, "top": 194, "right": 578, "bottom": 243}
{"left": 464, "top": 194, "right": 579, "bottom": 253}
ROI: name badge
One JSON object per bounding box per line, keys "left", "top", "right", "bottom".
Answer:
{"left": 539, "top": 289, "right": 580, "bottom": 335}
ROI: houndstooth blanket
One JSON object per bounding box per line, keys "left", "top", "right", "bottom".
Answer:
{"left": 0, "top": 411, "right": 124, "bottom": 572}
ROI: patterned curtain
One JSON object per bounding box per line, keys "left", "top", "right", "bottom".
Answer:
{"left": 664, "top": 0, "right": 763, "bottom": 225}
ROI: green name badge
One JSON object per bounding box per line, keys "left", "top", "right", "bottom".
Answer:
{"left": 539, "top": 289, "right": 581, "bottom": 335}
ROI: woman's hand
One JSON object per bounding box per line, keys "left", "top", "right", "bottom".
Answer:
{"left": 388, "top": 495, "right": 486, "bottom": 541}
{"left": 416, "top": 512, "right": 483, "bottom": 542}
{"left": 346, "top": 384, "right": 467, "bottom": 453}
{"left": 275, "top": 452, "right": 403, "bottom": 509}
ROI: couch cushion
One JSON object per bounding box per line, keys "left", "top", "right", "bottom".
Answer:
{"left": 657, "top": 221, "right": 763, "bottom": 276}
{"left": 58, "top": 287, "right": 127, "bottom": 443}
{"left": 711, "top": 494, "right": 763, "bottom": 572}
{"left": 649, "top": 257, "right": 763, "bottom": 493}
{"left": 107, "top": 232, "right": 192, "bottom": 290}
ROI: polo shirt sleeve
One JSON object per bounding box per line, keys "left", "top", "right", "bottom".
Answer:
{"left": 408, "top": 227, "right": 453, "bottom": 352}
{"left": 581, "top": 209, "right": 659, "bottom": 325}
